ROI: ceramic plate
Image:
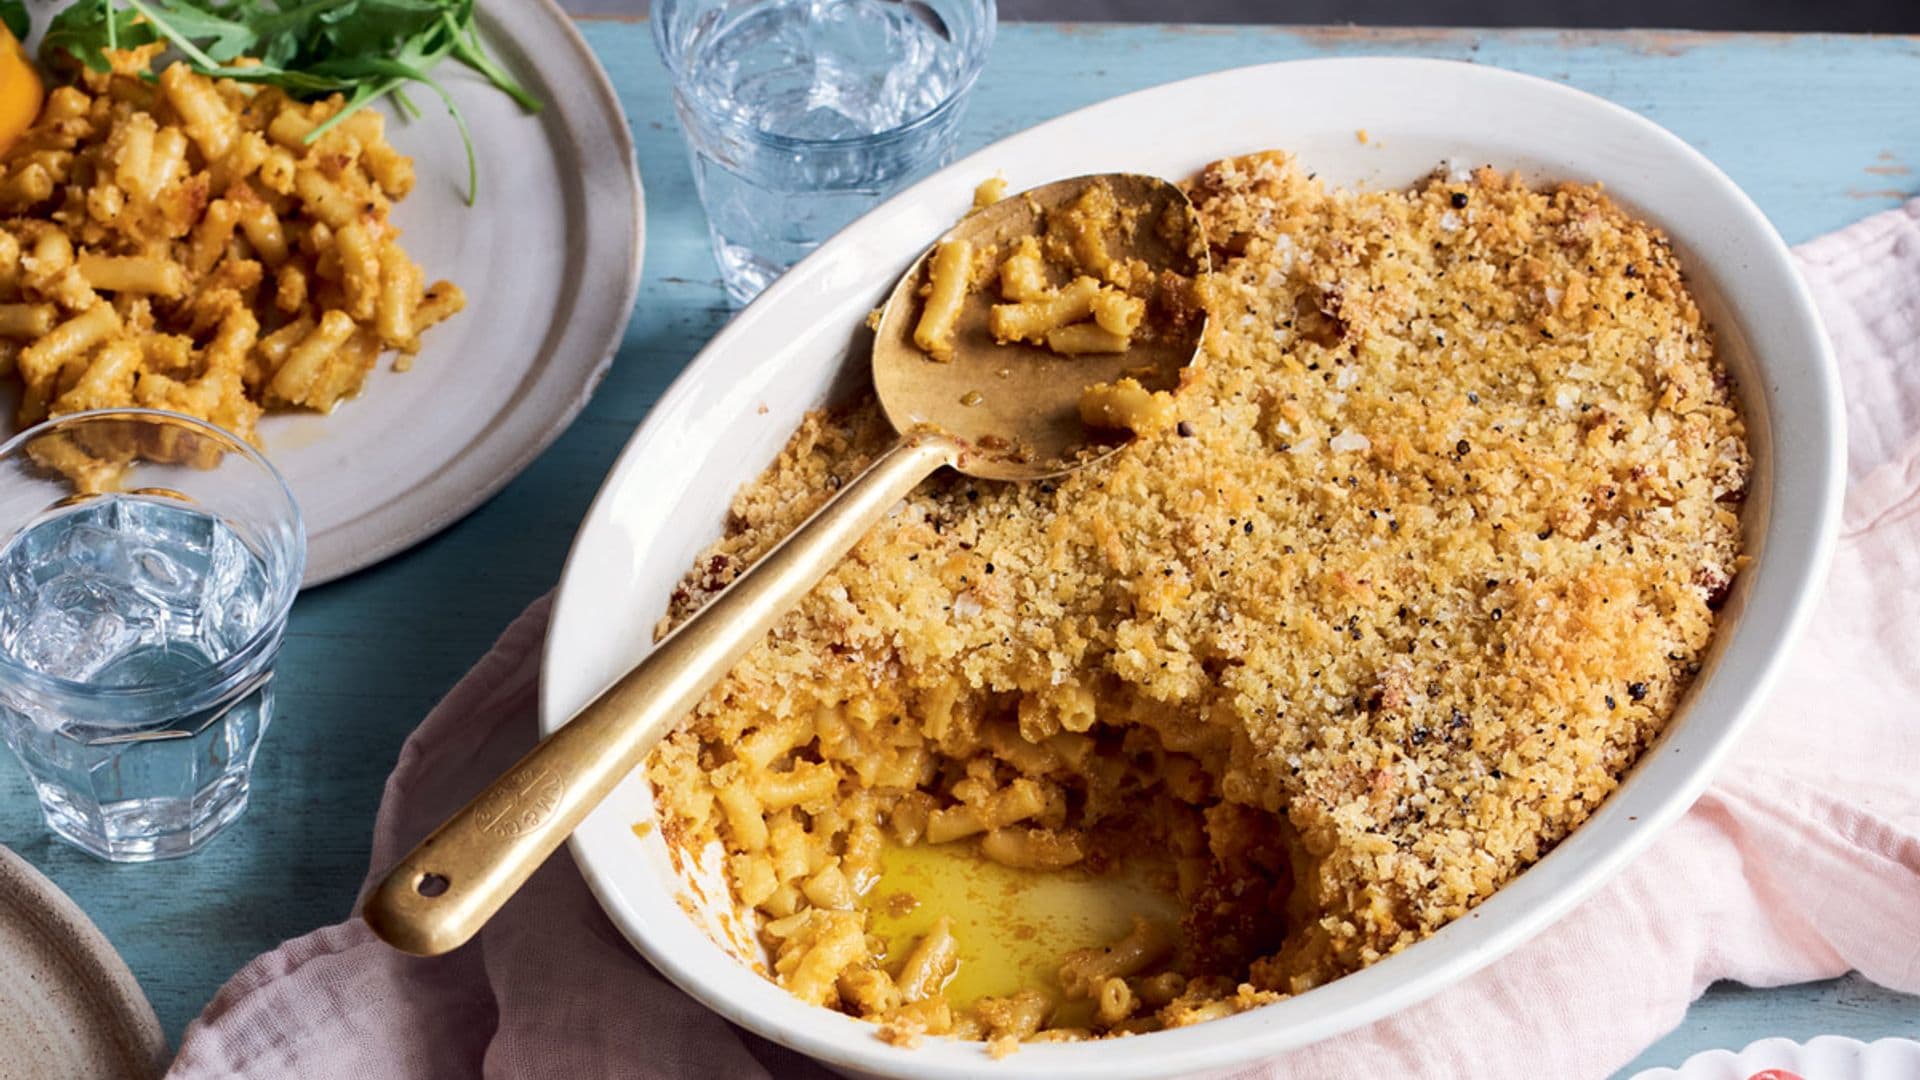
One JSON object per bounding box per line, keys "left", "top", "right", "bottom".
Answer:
{"left": 542, "top": 58, "right": 1844, "bottom": 1078}
{"left": 1633, "top": 1036, "right": 1920, "bottom": 1079}
{"left": 273, "top": 0, "right": 642, "bottom": 585}
{"left": 0, "top": 846, "right": 165, "bottom": 1080}
{"left": 8, "top": 0, "right": 644, "bottom": 587}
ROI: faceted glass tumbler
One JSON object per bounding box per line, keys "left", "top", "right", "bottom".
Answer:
{"left": 0, "top": 410, "right": 304, "bottom": 861}
{"left": 654, "top": 0, "right": 997, "bottom": 306}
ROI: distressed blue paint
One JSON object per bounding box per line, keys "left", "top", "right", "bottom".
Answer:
{"left": 0, "top": 21, "right": 1912, "bottom": 1073}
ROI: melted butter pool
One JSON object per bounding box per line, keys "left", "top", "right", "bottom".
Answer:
{"left": 864, "top": 841, "right": 1184, "bottom": 1008}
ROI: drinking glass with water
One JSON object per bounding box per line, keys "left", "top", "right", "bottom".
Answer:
{"left": 654, "top": 0, "right": 996, "bottom": 306}
{"left": 0, "top": 410, "right": 303, "bottom": 861}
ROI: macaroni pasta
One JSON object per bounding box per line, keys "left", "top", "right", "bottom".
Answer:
{"left": 0, "top": 46, "right": 461, "bottom": 478}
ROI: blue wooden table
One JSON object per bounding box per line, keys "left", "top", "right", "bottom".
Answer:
{"left": 1, "top": 20, "right": 1916, "bottom": 1076}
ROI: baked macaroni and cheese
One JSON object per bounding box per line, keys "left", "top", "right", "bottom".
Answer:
{"left": 0, "top": 46, "right": 460, "bottom": 479}
{"left": 910, "top": 175, "right": 1193, "bottom": 449}
{"left": 649, "top": 151, "right": 1749, "bottom": 1051}
{"left": 916, "top": 177, "right": 1179, "bottom": 365}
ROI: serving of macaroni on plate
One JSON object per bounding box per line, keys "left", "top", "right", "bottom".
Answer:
{"left": 647, "top": 150, "right": 1749, "bottom": 1050}
{"left": 0, "top": 45, "right": 460, "bottom": 482}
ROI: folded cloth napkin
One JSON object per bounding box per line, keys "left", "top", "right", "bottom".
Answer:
{"left": 167, "top": 201, "right": 1920, "bottom": 1080}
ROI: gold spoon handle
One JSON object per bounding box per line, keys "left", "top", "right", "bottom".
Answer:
{"left": 362, "top": 431, "right": 961, "bottom": 956}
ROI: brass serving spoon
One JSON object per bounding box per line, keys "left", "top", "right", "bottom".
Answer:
{"left": 363, "top": 174, "right": 1209, "bottom": 957}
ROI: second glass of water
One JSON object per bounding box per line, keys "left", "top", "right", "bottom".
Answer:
{"left": 655, "top": 0, "right": 996, "bottom": 306}
{"left": 0, "top": 409, "right": 304, "bottom": 861}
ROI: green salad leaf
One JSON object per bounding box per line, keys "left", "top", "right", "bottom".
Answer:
{"left": 39, "top": 0, "right": 541, "bottom": 203}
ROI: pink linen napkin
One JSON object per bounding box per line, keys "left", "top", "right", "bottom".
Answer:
{"left": 167, "top": 200, "right": 1920, "bottom": 1080}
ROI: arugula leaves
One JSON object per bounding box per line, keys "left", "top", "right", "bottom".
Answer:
{"left": 35, "top": 0, "right": 541, "bottom": 202}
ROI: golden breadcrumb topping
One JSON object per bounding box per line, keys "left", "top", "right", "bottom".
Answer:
{"left": 648, "top": 151, "right": 1747, "bottom": 1036}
